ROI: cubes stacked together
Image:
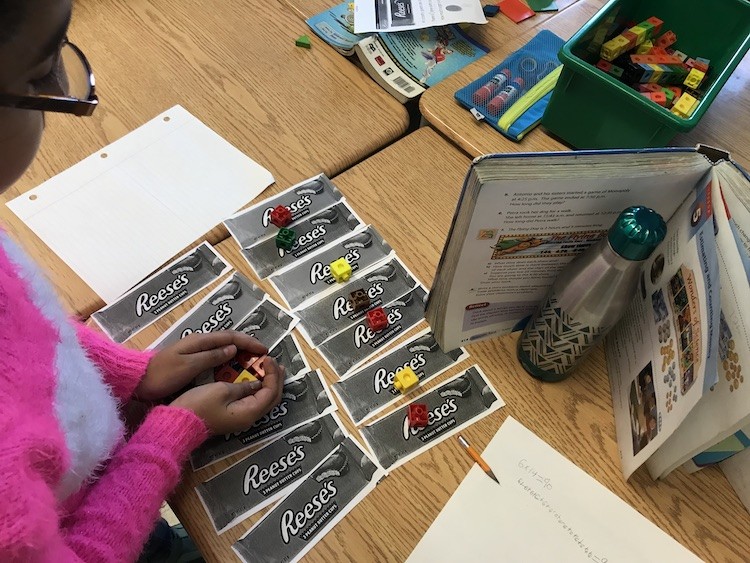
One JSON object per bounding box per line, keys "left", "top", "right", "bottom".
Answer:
{"left": 596, "top": 16, "right": 709, "bottom": 118}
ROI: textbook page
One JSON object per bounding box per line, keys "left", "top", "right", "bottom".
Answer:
{"left": 407, "top": 417, "right": 699, "bottom": 563}
{"left": 606, "top": 172, "right": 719, "bottom": 479}
{"left": 438, "top": 161, "right": 709, "bottom": 350}
{"left": 354, "top": 0, "right": 486, "bottom": 33}
{"left": 6, "top": 106, "right": 274, "bottom": 303}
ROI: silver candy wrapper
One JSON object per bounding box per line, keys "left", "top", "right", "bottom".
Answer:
{"left": 317, "top": 286, "right": 429, "bottom": 377}
{"left": 234, "top": 299, "right": 298, "bottom": 351}
{"left": 233, "top": 437, "right": 383, "bottom": 563}
{"left": 92, "top": 243, "right": 230, "bottom": 343}
{"left": 196, "top": 414, "right": 347, "bottom": 533}
{"left": 224, "top": 174, "right": 343, "bottom": 249}
{"left": 242, "top": 202, "right": 363, "bottom": 279}
{"left": 360, "top": 366, "right": 504, "bottom": 471}
{"left": 149, "top": 272, "right": 265, "bottom": 350}
{"left": 332, "top": 330, "right": 468, "bottom": 424}
{"left": 296, "top": 258, "right": 418, "bottom": 347}
{"left": 269, "top": 226, "right": 392, "bottom": 309}
{"left": 191, "top": 370, "right": 337, "bottom": 469}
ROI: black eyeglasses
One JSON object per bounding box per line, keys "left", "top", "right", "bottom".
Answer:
{"left": 0, "top": 39, "right": 98, "bottom": 117}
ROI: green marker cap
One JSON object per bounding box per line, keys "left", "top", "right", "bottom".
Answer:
{"left": 608, "top": 206, "right": 667, "bottom": 261}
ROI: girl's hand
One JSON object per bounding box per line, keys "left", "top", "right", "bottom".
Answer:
{"left": 170, "top": 356, "right": 285, "bottom": 435}
{"left": 137, "top": 331, "right": 268, "bottom": 401}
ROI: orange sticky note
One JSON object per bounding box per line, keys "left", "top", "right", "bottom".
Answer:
{"left": 499, "top": 0, "right": 535, "bottom": 23}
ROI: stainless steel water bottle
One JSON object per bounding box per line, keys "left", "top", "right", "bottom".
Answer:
{"left": 517, "top": 206, "right": 667, "bottom": 382}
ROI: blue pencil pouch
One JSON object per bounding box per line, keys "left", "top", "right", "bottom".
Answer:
{"left": 455, "top": 30, "right": 565, "bottom": 141}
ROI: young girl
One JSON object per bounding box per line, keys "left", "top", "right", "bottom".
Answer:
{"left": 0, "top": 2, "right": 285, "bottom": 561}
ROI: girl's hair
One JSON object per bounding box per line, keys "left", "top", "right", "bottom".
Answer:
{"left": 0, "top": 1, "right": 26, "bottom": 43}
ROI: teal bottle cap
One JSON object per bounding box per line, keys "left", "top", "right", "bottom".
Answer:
{"left": 607, "top": 206, "right": 667, "bottom": 261}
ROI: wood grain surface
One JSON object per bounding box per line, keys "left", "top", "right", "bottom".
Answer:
{"left": 0, "top": 0, "right": 408, "bottom": 317}
{"left": 128, "top": 128, "right": 750, "bottom": 562}
{"left": 420, "top": 0, "right": 750, "bottom": 165}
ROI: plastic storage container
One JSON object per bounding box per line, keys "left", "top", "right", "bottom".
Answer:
{"left": 542, "top": 0, "right": 750, "bottom": 149}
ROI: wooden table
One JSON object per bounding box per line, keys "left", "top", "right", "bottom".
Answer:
{"left": 281, "top": 0, "right": 583, "bottom": 51}
{"left": 0, "top": 0, "right": 408, "bottom": 318}
{"left": 420, "top": 0, "right": 750, "bottom": 166}
{"left": 129, "top": 128, "right": 750, "bottom": 562}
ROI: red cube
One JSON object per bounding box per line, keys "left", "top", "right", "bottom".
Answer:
{"left": 366, "top": 307, "right": 388, "bottom": 332}
{"left": 270, "top": 205, "right": 292, "bottom": 228}
{"left": 408, "top": 403, "right": 429, "bottom": 428}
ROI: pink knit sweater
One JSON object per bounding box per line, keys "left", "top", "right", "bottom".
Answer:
{"left": 0, "top": 231, "right": 209, "bottom": 562}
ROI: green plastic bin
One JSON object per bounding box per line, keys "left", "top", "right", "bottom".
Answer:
{"left": 542, "top": 0, "right": 750, "bottom": 149}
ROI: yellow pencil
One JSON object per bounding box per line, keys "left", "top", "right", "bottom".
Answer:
{"left": 457, "top": 435, "right": 500, "bottom": 484}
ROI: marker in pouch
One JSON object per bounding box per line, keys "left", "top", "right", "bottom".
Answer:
{"left": 472, "top": 68, "right": 511, "bottom": 105}
{"left": 486, "top": 77, "right": 525, "bottom": 116}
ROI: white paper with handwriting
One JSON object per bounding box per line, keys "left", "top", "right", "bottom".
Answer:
{"left": 408, "top": 417, "right": 700, "bottom": 562}
{"left": 6, "top": 105, "right": 274, "bottom": 303}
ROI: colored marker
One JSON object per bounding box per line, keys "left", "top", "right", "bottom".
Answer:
{"left": 458, "top": 435, "right": 500, "bottom": 484}
{"left": 487, "top": 77, "right": 525, "bottom": 116}
{"left": 472, "top": 68, "right": 511, "bottom": 105}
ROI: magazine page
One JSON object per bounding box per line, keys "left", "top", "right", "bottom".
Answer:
{"left": 437, "top": 153, "right": 712, "bottom": 350}
{"left": 357, "top": 25, "right": 488, "bottom": 101}
{"left": 606, "top": 172, "right": 720, "bottom": 479}
{"left": 354, "top": 0, "right": 486, "bottom": 33}
{"left": 306, "top": 2, "right": 368, "bottom": 55}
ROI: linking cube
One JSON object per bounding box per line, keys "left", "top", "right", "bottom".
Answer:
{"left": 366, "top": 307, "right": 388, "bottom": 332}
{"left": 394, "top": 367, "right": 419, "bottom": 394}
{"left": 683, "top": 68, "right": 705, "bottom": 90}
{"left": 408, "top": 403, "right": 429, "bottom": 428}
{"left": 672, "top": 93, "right": 699, "bottom": 118}
{"left": 270, "top": 205, "right": 292, "bottom": 227}
{"left": 234, "top": 370, "right": 258, "bottom": 383}
{"left": 349, "top": 288, "right": 371, "bottom": 312}
{"left": 330, "top": 258, "right": 352, "bottom": 282}
{"left": 276, "top": 227, "right": 296, "bottom": 250}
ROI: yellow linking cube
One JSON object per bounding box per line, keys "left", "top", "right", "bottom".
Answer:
{"left": 683, "top": 68, "right": 705, "bottom": 90}
{"left": 671, "top": 93, "right": 699, "bottom": 118}
{"left": 394, "top": 367, "right": 419, "bottom": 394}
{"left": 234, "top": 369, "right": 258, "bottom": 383}
{"left": 329, "top": 258, "right": 352, "bottom": 282}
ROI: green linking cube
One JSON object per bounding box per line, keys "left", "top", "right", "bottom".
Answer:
{"left": 276, "top": 228, "right": 296, "bottom": 250}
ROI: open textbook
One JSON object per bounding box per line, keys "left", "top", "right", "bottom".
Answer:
{"left": 426, "top": 147, "right": 750, "bottom": 479}
{"left": 307, "top": 3, "right": 488, "bottom": 103}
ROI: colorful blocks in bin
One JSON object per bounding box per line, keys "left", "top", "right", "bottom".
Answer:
{"left": 329, "top": 258, "right": 352, "bottom": 282}
{"left": 394, "top": 367, "right": 419, "bottom": 394}
{"left": 408, "top": 403, "right": 429, "bottom": 428}
{"left": 601, "top": 35, "right": 631, "bottom": 61}
{"left": 270, "top": 205, "right": 292, "bottom": 227}
{"left": 645, "top": 17, "right": 663, "bottom": 36}
{"left": 366, "top": 307, "right": 388, "bottom": 332}
{"left": 636, "top": 40, "right": 653, "bottom": 55}
{"left": 641, "top": 91, "right": 668, "bottom": 107}
{"left": 656, "top": 30, "right": 677, "bottom": 48}
{"left": 628, "top": 25, "right": 649, "bottom": 46}
{"left": 672, "top": 93, "right": 699, "bottom": 118}
{"left": 694, "top": 57, "right": 710, "bottom": 73}
{"left": 276, "top": 227, "right": 296, "bottom": 250}
{"left": 349, "top": 288, "right": 371, "bottom": 312}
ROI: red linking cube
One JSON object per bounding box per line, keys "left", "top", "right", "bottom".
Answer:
{"left": 270, "top": 205, "right": 292, "bottom": 227}
{"left": 408, "top": 403, "right": 429, "bottom": 428}
{"left": 366, "top": 307, "right": 388, "bottom": 332}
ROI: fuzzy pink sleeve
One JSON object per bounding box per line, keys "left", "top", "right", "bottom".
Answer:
{"left": 59, "top": 406, "right": 208, "bottom": 562}
{"left": 75, "top": 322, "right": 155, "bottom": 401}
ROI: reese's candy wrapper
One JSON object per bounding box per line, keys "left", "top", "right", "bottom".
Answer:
{"left": 224, "top": 174, "right": 343, "bottom": 249}
{"left": 191, "top": 370, "right": 337, "bottom": 469}
{"left": 92, "top": 243, "right": 230, "bottom": 343}
{"left": 233, "top": 437, "right": 383, "bottom": 563}
{"left": 317, "top": 286, "right": 429, "bottom": 377}
{"left": 268, "top": 333, "right": 310, "bottom": 381}
{"left": 197, "top": 414, "right": 348, "bottom": 533}
{"left": 269, "top": 226, "right": 392, "bottom": 309}
{"left": 148, "top": 272, "right": 265, "bottom": 350}
{"left": 332, "top": 329, "right": 468, "bottom": 424}
{"left": 241, "top": 202, "right": 364, "bottom": 279}
{"left": 296, "top": 258, "right": 419, "bottom": 347}
{"left": 234, "top": 298, "right": 298, "bottom": 351}
{"left": 360, "top": 365, "right": 504, "bottom": 471}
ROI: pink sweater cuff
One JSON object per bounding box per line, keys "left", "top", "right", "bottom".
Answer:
{"left": 136, "top": 405, "right": 209, "bottom": 462}
{"left": 76, "top": 322, "right": 155, "bottom": 401}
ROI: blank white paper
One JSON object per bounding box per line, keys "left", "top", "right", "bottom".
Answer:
{"left": 7, "top": 106, "right": 274, "bottom": 303}
{"left": 408, "top": 417, "right": 700, "bottom": 563}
